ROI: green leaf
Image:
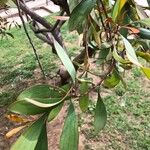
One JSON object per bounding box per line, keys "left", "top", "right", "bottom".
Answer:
{"left": 136, "top": 51, "right": 150, "bottom": 62}
{"left": 134, "top": 39, "right": 150, "bottom": 51}
{"left": 113, "top": 46, "right": 130, "bottom": 64}
{"left": 53, "top": 38, "right": 76, "bottom": 83}
{"left": 9, "top": 100, "right": 50, "bottom": 115}
{"left": 121, "top": 35, "right": 142, "bottom": 67}
{"left": 9, "top": 85, "right": 66, "bottom": 115}
{"left": 112, "top": 0, "right": 127, "bottom": 22}
{"left": 9, "top": 97, "right": 64, "bottom": 115}
{"left": 94, "top": 92, "right": 107, "bottom": 134}
{"left": 137, "top": 18, "right": 150, "bottom": 28}
{"left": 22, "top": 97, "right": 63, "bottom": 108}
{"left": 17, "top": 85, "right": 64, "bottom": 100}
{"left": 60, "top": 102, "right": 79, "bottom": 150}
{"left": 35, "top": 122, "right": 48, "bottom": 150}
{"left": 99, "top": 48, "right": 110, "bottom": 61}
{"left": 0, "top": 0, "right": 8, "bottom": 6}
{"left": 68, "top": 0, "right": 96, "bottom": 32}
{"left": 47, "top": 102, "right": 64, "bottom": 122}
{"left": 11, "top": 114, "right": 47, "bottom": 150}
{"left": 103, "top": 70, "right": 120, "bottom": 88}
{"left": 135, "top": 4, "right": 148, "bottom": 19}
{"left": 141, "top": 67, "right": 150, "bottom": 79}
{"left": 79, "top": 82, "right": 89, "bottom": 112}
{"left": 6, "top": 0, "right": 16, "bottom": 7}
{"left": 69, "top": 0, "right": 79, "bottom": 12}
{"left": 138, "top": 28, "right": 150, "bottom": 40}
{"left": 99, "top": 42, "right": 111, "bottom": 50}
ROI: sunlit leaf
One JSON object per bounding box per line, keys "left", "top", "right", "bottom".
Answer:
{"left": 138, "top": 18, "right": 150, "bottom": 28}
{"left": 135, "top": 39, "right": 150, "bottom": 50}
{"left": 94, "top": 92, "right": 107, "bottom": 134}
{"left": 141, "top": 67, "right": 150, "bottom": 79}
{"left": 0, "top": 0, "right": 8, "bottom": 6}
{"left": 53, "top": 38, "right": 76, "bottom": 83}
{"left": 121, "top": 35, "right": 142, "bottom": 67}
{"left": 11, "top": 115, "right": 47, "bottom": 150}
{"left": 6, "top": 0, "right": 16, "bottom": 7}
{"left": 136, "top": 51, "right": 150, "bottom": 62}
{"left": 24, "top": 97, "right": 63, "bottom": 108}
{"left": 113, "top": 46, "right": 130, "bottom": 64}
{"left": 60, "top": 102, "right": 79, "bottom": 150}
{"left": 112, "top": 0, "right": 127, "bottom": 22}
{"left": 135, "top": 4, "right": 149, "bottom": 19}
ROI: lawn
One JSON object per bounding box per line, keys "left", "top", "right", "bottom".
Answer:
{"left": 0, "top": 15, "right": 150, "bottom": 150}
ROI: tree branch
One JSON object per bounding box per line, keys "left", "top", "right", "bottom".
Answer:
{"left": 16, "top": 0, "right": 46, "bottom": 79}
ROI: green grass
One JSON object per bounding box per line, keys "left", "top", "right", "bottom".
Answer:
{"left": 81, "top": 76, "right": 150, "bottom": 150}
{"left": 0, "top": 15, "right": 79, "bottom": 106}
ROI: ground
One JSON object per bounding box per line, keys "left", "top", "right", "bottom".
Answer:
{"left": 0, "top": 15, "right": 150, "bottom": 150}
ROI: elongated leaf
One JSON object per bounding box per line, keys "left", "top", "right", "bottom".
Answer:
{"left": 17, "top": 85, "right": 64, "bottom": 100}
{"left": 9, "top": 97, "right": 63, "bottom": 115}
{"left": 69, "top": 0, "right": 79, "bottom": 12}
{"left": 6, "top": 0, "right": 16, "bottom": 7}
{"left": 141, "top": 67, "right": 150, "bottom": 79}
{"left": 134, "top": 39, "right": 150, "bottom": 50}
{"left": 112, "top": 0, "right": 127, "bottom": 22}
{"left": 79, "top": 82, "right": 89, "bottom": 112}
{"left": 9, "top": 84, "right": 68, "bottom": 115}
{"left": 0, "top": 0, "right": 8, "bottom": 6}
{"left": 53, "top": 38, "right": 76, "bottom": 83}
{"left": 113, "top": 47, "right": 130, "bottom": 64}
{"left": 136, "top": 51, "right": 150, "bottom": 62}
{"left": 121, "top": 35, "right": 142, "bottom": 67}
{"left": 139, "top": 28, "right": 150, "bottom": 40}
{"left": 68, "top": 0, "right": 96, "bottom": 32}
{"left": 94, "top": 92, "right": 107, "bottom": 134}
{"left": 11, "top": 115, "right": 47, "bottom": 150}
{"left": 138, "top": 18, "right": 150, "bottom": 28}
{"left": 135, "top": 4, "right": 149, "bottom": 19}
{"left": 24, "top": 97, "right": 63, "bottom": 108}
{"left": 48, "top": 102, "right": 64, "bottom": 122}
{"left": 60, "top": 102, "right": 79, "bottom": 150}
{"left": 35, "top": 122, "right": 48, "bottom": 150}
{"left": 9, "top": 100, "right": 49, "bottom": 115}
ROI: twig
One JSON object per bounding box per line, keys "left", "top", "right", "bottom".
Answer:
{"left": 99, "top": 0, "right": 112, "bottom": 41}
{"left": 97, "top": 1, "right": 109, "bottom": 41}
{"left": 16, "top": 0, "right": 46, "bottom": 79}
{"left": 81, "top": 59, "right": 115, "bottom": 97}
